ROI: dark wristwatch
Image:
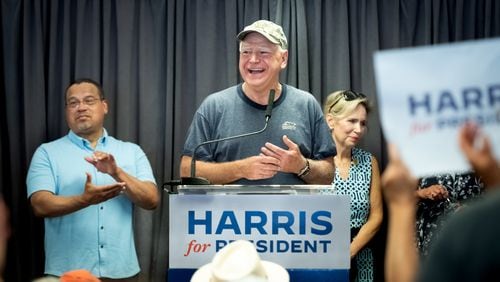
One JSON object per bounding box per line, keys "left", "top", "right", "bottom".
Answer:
{"left": 297, "top": 159, "right": 311, "bottom": 178}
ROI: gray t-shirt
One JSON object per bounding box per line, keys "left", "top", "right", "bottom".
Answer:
{"left": 182, "top": 83, "right": 336, "bottom": 184}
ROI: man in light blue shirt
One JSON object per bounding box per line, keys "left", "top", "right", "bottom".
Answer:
{"left": 27, "top": 78, "right": 159, "bottom": 280}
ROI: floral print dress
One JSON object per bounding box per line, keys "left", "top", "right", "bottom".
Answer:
{"left": 416, "top": 172, "right": 484, "bottom": 256}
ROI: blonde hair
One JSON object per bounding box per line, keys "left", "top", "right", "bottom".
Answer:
{"left": 323, "top": 90, "right": 371, "bottom": 119}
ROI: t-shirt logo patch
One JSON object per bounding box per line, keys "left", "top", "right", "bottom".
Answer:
{"left": 282, "top": 121, "right": 297, "bottom": 130}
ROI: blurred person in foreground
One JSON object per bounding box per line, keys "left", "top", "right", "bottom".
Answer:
{"left": 0, "top": 197, "right": 9, "bottom": 282}
{"left": 33, "top": 269, "right": 100, "bottom": 282}
{"left": 383, "top": 122, "right": 500, "bottom": 282}
{"left": 180, "top": 20, "right": 335, "bottom": 185}
{"left": 27, "top": 78, "right": 159, "bottom": 281}
{"left": 321, "top": 90, "right": 383, "bottom": 282}
{"left": 191, "top": 240, "right": 289, "bottom": 282}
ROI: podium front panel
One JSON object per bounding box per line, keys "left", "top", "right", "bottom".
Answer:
{"left": 168, "top": 186, "right": 350, "bottom": 281}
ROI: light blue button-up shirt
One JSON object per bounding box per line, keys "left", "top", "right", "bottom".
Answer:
{"left": 27, "top": 130, "right": 156, "bottom": 278}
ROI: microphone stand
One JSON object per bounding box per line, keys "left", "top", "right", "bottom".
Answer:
{"left": 181, "top": 121, "right": 271, "bottom": 185}
{"left": 182, "top": 89, "right": 276, "bottom": 185}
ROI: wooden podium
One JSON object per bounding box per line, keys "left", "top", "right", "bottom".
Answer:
{"left": 167, "top": 185, "right": 350, "bottom": 282}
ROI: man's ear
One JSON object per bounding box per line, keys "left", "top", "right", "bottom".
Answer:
{"left": 280, "top": 50, "right": 289, "bottom": 69}
{"left": 102, "top": 99, "right": 109, "bottom": 114}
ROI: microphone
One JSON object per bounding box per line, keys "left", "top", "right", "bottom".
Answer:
{"left": 182, "top": 89, "right": 276, "bottom": 185}
{"left": 265, "top": 89, "right": 275, "bottom": 121}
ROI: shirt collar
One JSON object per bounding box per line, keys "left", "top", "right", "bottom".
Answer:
{"left": 67, "top": 129, "right": 108, "bottom": 150}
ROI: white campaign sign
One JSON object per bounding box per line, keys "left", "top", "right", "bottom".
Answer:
{"left": 169, "top": 194, "right": 350, "bottom": 269}
{"left": 374, "top": 38, "right": 500, "bottom": 177}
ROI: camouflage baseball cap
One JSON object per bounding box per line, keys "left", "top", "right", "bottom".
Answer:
{"left": 237, "top": 20, "right": 288, "bottom": 50}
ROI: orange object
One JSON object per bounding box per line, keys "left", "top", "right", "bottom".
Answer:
{"left": 60, "top": 269, "right": 100, "bottom": 282}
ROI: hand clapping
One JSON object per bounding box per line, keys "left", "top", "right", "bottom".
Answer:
{"left": 85, "top": 151, "right": 119, "bottom": 176}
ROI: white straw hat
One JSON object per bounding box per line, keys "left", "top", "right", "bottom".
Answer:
{"left": 190, "top": 240, "right": 289, "bottom": 282}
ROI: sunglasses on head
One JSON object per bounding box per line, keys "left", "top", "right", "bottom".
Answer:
{"left": 328, "top": 90, "right": 366, "bottom": 113}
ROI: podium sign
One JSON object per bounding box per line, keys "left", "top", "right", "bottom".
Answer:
{"left": 168, "top": 185, "right": 350, "bottom": 281}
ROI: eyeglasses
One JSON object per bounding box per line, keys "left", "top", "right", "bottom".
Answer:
{"left": 66, "top": 97, "right": 103, "bottom": 109}
{"left": 328, "top": 90, "right": 366, "bottom": 113}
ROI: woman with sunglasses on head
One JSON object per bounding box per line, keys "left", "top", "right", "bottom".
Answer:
{"left": 321, "top": 90, "right": 383, "bottom": 282}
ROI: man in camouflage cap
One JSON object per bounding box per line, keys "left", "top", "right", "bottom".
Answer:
{"left": 181, "top": 20, "right": 335, "bottom": 185}
{"left": 237, "top": 20, "right": 288, "bottom": 50}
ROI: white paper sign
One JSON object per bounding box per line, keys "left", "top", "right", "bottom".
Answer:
{"left": 374, "top": 38, "right": 500, "bottom": 177}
